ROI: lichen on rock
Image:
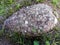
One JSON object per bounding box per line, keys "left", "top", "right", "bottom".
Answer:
{"left": 4, "top": 4, "right": 58, "bottom": 36}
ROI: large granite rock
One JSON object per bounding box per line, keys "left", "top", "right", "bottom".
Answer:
{"left": 4, "top": 4, "right": 58, "bottom": 36}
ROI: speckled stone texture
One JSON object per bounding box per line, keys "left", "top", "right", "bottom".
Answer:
{"left": 4, "top": 4, "right": 58, "bottom": 36}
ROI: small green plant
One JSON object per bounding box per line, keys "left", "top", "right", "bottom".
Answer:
{"left": 7, "top": 32, "right": 33, "bottom": 45}
{"left": 7, "top": 32, "right": 24, "bottom": 45}
{"left": 0, "top": 29, "right": 4, "bottom": 36}
{"left": 34, "top": 40, "right": 39, "bottom": 45}
{"left": 51, "top": 0, "right": 59, "bottom": 6}
{"left": 0, "top": 25, "right": 5, "bottom": 37}
{"left": 36, "top": 0, "right": 45, "bottom": 3}
{"left": 45, "top": 41, "right": 50, "bottom": 45}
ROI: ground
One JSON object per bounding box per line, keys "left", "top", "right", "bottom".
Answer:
{"left": 0, "top": 36, "right": 12, "bottom": 45}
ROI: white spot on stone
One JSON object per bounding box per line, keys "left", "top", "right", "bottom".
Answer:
{"left": 36, "top": 12, "right": 39, "bottom": 15}
{"left": 25, "top": 30, "right": 27, "bottom": 32}
{"left": 27, "top": 6, "right": 29, "bottom": 8}
{"left": 11, "top": 15, "right": 16, "bottom": 20}
{"left": 54, "top": 17, "right": 58, "bottom": 24}
{"left": 39, "top": 27, "right": 43, "bottom": 29}
{"left": 25, "top": 21, "right": 28, "bottom": 25}
{"left": 38, "top": 30, "right": 40, "bottom": 33}
{"left": 49, "top": 18, "right": 52, "bottom": 21}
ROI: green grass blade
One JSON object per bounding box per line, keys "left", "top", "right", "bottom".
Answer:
{"left": 34, "top": 40, "right": 39, "bottom": 45}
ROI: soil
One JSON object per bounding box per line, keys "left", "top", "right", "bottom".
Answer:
{"left": 0, "top": 37, "right": 12, "bottom": 45}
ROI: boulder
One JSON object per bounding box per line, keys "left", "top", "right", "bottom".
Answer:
{"left": 4, "top": 4, "right": 58, "bottom": 36}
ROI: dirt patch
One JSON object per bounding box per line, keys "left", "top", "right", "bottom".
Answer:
{"left": 0, "top": 37, "right": 12, "bottom": 45}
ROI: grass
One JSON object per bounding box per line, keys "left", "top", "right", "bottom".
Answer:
{"left": 51, "top": 0, "right": 60, "bottom": 8}
{"left": 5, "top": 26, "right": 60, "bottom": 45}
{"left": 0, "top": 0, "right": 32, "bottom": 18}
{"left": 51, "top": 0, "right": 59, "bottom": 5}
{"left": 0, "top": 0, "right": 60, "bottom": 17}
{"left": 36, "top": 0, "right": 45, "bottom": 3}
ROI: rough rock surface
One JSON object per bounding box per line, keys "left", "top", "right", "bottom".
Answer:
{"left": 4, "top": 4, "right": 58, "bottom": 36}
